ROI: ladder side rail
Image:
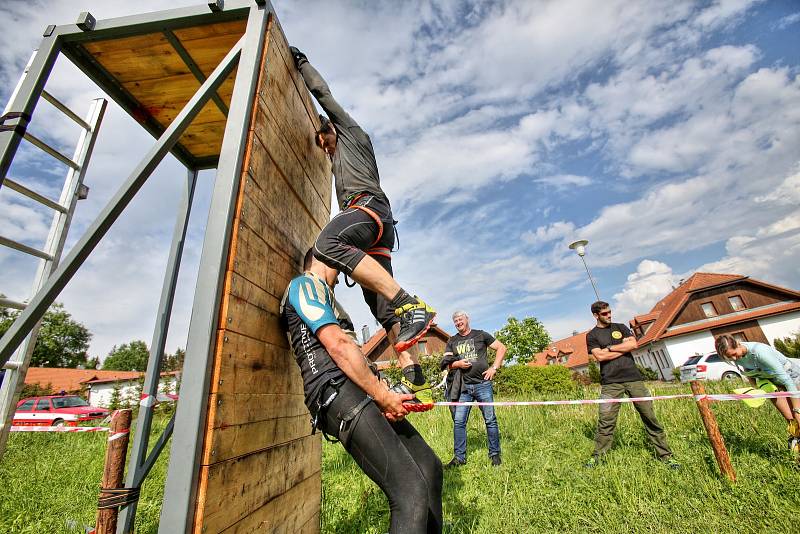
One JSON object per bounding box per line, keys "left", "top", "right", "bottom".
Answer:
{"left": 0, "top": 98, "right": 107, "bottom": 461}
{"left": 0, "top": 36, "right": 61, "bottom": 192}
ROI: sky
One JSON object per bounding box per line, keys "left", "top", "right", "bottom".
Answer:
{"left": 1, "top": 0, "right": 799, "bottom": 361}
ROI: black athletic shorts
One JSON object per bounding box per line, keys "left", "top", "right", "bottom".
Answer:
{"left": 313, "top": 194, "right": 398, "bottom": 328}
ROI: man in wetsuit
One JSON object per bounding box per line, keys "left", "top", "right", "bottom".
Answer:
{"left": 288, "top": 46, "right": 435, "bottom": 407}
{"left": 280, "top": 249, "right": 442, "bottom": 533}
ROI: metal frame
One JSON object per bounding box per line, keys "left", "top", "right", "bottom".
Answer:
{"left": 159, "top": 3, "right": 271, "bottom": 531}
{"left": 0, "top": 97, "right": 107, "bottom": 459}
{"left": 118, "top": 168, "right": 198, "bottom": 532}
{"left": 0, "top": 2, "right": 278, "bottom": 532}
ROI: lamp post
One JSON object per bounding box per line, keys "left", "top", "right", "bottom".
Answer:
{"left": 568, "top": 239, "right": 601, "bottom": 301}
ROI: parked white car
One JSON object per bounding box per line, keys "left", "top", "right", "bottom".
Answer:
{"left": 680, "top": 352, "right": 742, "bottom": 382}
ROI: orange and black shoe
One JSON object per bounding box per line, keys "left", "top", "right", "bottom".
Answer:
{"left": 394, "top": 297, "right": 435, "bottom": 353}
{"left": 390, "top": 378, "right": 435, "bottom": 412}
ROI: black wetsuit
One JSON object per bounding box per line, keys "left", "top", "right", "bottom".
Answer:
{"left": 280, "top": 272, "right": 443, "bottom": 533}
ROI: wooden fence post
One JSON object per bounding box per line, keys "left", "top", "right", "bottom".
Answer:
{"left": 95, "top": 409, "right": 132, "bottom": 534}
{"left": 690, "top": 381, "right": 736, "bottom": 482}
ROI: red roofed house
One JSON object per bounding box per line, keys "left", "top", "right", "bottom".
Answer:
{"left": 527, "top": 331, "right": 591, "bottom": 374}
{"left": 629, "top": 273, "right": 800, "bottom": 379}
{"left": 24, "top": 367, "right": 180, "bottom": 407}
{"left": 362, "top": 325, "right": 452, "bottom": 370}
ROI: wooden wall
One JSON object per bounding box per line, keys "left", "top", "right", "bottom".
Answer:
{"left": 192, "top": 14, "right": 331, "bottom": 533}
{"left": 672, "top": 283, "right": 792, "bottom": 326}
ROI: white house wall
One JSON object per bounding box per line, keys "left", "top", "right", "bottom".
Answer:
{"left": 87, "top": 377, "right": 179, "bottom": 407}
{"left": 663, "top": 331, "right": 716, "bottom": 368}
{"left": 758, "top": 311, "right": 800, "bottom": 346}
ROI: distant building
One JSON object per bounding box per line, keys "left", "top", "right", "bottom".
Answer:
{"left": 629, "top": 273, "right": 800, "bottom": 379}
{"left": 23, "top": 367, "right": 180, "bottom": 407}
{"left": 528, "top": 331, "right": 591, "bottom": 374}
{"left": 362, "top": 325, "right": 452, "bottom": 370}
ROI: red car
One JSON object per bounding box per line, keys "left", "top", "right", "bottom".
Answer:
{"left": 13, "top": 395, "right": 110, "bottom": 427}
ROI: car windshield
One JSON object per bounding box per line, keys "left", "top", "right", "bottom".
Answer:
{"left": 683, "top": 356, "right": 702, "bottom": 366}
{"left": 52, "top": 397, "right": 89, "bottom": 409}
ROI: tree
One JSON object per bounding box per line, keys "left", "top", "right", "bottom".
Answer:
{"left": 162, "top": 347, "right": 185, "bottom": 372}
{"left": 493, "top": 316, "right": 552, "bottom": 365}
{"left": 774, "top": 332, "right": 800, "bottom": 359}
{"left": 103, "top": 340, "right": 149, "bottom": 371}
{"left": 0, "top": 302, "right": 92, "bottom": 368}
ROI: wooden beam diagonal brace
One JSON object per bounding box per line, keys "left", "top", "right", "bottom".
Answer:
{"left": 163, "top": 29, "right": 230, "bottom": 118}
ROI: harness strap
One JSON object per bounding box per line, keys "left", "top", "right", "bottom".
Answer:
{"left": 344, "top": 193, "right": 384, "bottom": 248}
{"left": 366, "top": 246, "right": 391, "bottom": 259}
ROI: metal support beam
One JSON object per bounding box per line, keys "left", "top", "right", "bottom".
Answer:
{"left": 163, "top": 30, "right": 229, "bottom": 118}
{"left": 0, "top": 298, "right": 25, "bottom": 311}
{"left": 41, "top": 90, "right": 91, "bottom": 130}
{"left": 118, "top": 168, "right": 198, "bottom": 534}
{"left": 160, "top": 3, "right": 271, "bottom": 532}
{"left": 0, "top": 236, "right": 54, "bottom": 261}
{"left": 23, "top": 131, "right": 81, "bottom": 169}
{"left": 0, "top": 98, "right": 107, "bottom": 461}
{"left": 0, "top": 39, "right": 243, "bottom": 366}
{"left": 134, "top": 413, "right": 175, "bottom": 488}
{"left": 0, "top": 36, "right": 61, "bottom": 193}
{"left": 2, "top": 177, "right": 67, "bottom": 213}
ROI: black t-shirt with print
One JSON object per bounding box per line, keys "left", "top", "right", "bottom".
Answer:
{"left": 444, "top": 329, "right": 496, "bottom": 384}
{"left": 586, "top": 322, "right": 642, "bottom": 384}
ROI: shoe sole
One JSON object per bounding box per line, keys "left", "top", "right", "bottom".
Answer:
{"left": 394, "top": 314, "right": 436, "bottom": 353}
{"left": 403, "top": 402, "right": 435, "bottom": 412}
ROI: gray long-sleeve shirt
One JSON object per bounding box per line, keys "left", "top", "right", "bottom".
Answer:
{"left": 298, "top": 61, "right": 387, "bottom": 210}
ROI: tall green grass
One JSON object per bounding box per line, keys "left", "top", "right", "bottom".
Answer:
{"left": 1, "top": 382, "right": 798, "bottom": 533}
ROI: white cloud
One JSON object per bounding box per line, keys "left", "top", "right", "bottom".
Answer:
{"left": 535, "top": 174, "right": 593, "bottom": 190}
{"left": 613, "top": 260, "right": 679, "bottom": 323}
{"left": 521, "top": 221, "right": 576, "bottom": 247}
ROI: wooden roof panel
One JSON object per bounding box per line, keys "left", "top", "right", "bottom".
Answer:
{"left": 78, "top": 19, "right": 248, "bottom": 165}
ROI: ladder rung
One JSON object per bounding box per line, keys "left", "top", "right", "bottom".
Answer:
{"left": 0, "top": 297, "right": 26, "bottom": 310}
{"left": 41, "top": 90, "right": 91, "bottom": 131}
{"left": 2, "top": 177, "right": 67, "bottom": 213}
{"left": 22, "top": 132, "right": 80, "bottom": 170}
{"left": 2, "top": 361, "right": 22, "bottom": 370}
{"left": 0, "top": 235, "right": 54, "bottom": 261}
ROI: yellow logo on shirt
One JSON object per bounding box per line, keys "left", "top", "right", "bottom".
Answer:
{"left": 612, "top": 331, "right": 623, "bottom": 339}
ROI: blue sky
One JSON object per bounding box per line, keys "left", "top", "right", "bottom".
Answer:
{"left": 1, "top": 0, "right": 799, "bottom": 359}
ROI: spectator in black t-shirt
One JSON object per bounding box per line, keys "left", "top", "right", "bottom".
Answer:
{"left": 585, "top": 301, "right": 679, "bottom": 469}
{"left": 440, "top": 311, "right": 507, "bottom": 467}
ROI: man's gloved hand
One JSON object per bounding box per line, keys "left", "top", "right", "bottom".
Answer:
{"left": 288, "top": 46, "right": 308, "bottom": 68}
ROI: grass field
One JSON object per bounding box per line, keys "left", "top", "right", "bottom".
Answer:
{"left": 1, "top": 382, "right": 799, "bottom": 533}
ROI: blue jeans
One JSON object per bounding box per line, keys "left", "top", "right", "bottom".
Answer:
{"left": 453, "top": 381, "right": 501, "bottom": 461}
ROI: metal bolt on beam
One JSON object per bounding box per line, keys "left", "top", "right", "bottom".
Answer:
{"left": 76, "top": 12, "right": 96, "bottom": 31}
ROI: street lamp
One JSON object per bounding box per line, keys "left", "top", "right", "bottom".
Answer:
{"left": 568, "top": 239, "right": 601, "bottom": 301}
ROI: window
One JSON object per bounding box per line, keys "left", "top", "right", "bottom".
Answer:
{"left": 416, "top": 340, "right": 428, "bottom": 355}
{"left": 559, "top": 355, "right": 568, "bottom": 364}
{"left": 706, "top": 354, "right": 722, "bottom": 363}
{"left": 728, "top": 295, "right": 745, "bottom": 311}
{"left": 700, "top": 302, "right": 718, "bottom": 318}
{"left": 35, "top": 399, "right": 51, "bottom": 410}
{"left": 732, "top": 332, "right": 747, "bottom": 343}
{"left": 18, "top": 400, "right": 35, "bottom": 411}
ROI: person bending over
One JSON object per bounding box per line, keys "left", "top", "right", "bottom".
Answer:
{"left": 585, "top": 301, "right": 680, "bottom": 469}
{"left": 288, "top": 45, "right": 435, "bottom": 408}
{"left": 715, "top": 334, "right": 800, "bottom": 452}
{"left": 280, "top": 249, "right": 442, "bottom": 533}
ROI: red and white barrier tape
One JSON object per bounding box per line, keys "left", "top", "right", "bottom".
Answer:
{"left": 10, "top": 426, "right": 109, "bottom": 432}
{"left": 108, "top": 428, "right": 130, "bottom": 442}
{"left": 435, "top": 391, "right": 800, "bottom": 407}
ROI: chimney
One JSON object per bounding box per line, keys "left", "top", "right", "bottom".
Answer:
{"left": 361, "top": 325, "right": 371, "bottom": 345}
{"left": 572, "top": 330, "right": 579, "bottom": 336}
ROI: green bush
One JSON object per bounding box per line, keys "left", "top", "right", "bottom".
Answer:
{"left": 494, "top": 364, "right": 575, "bottom": 396}
{"left": 672, "top": 367, "right": 681, "bottom": 381}
{"left": 587, "top": 360, "right": 600, "bottom": 383}
{"left": 379, "top": 353, "right": 446, "bottom": 400}
{"left": 636, "top": 364, "right": 659, "bottom": 381}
